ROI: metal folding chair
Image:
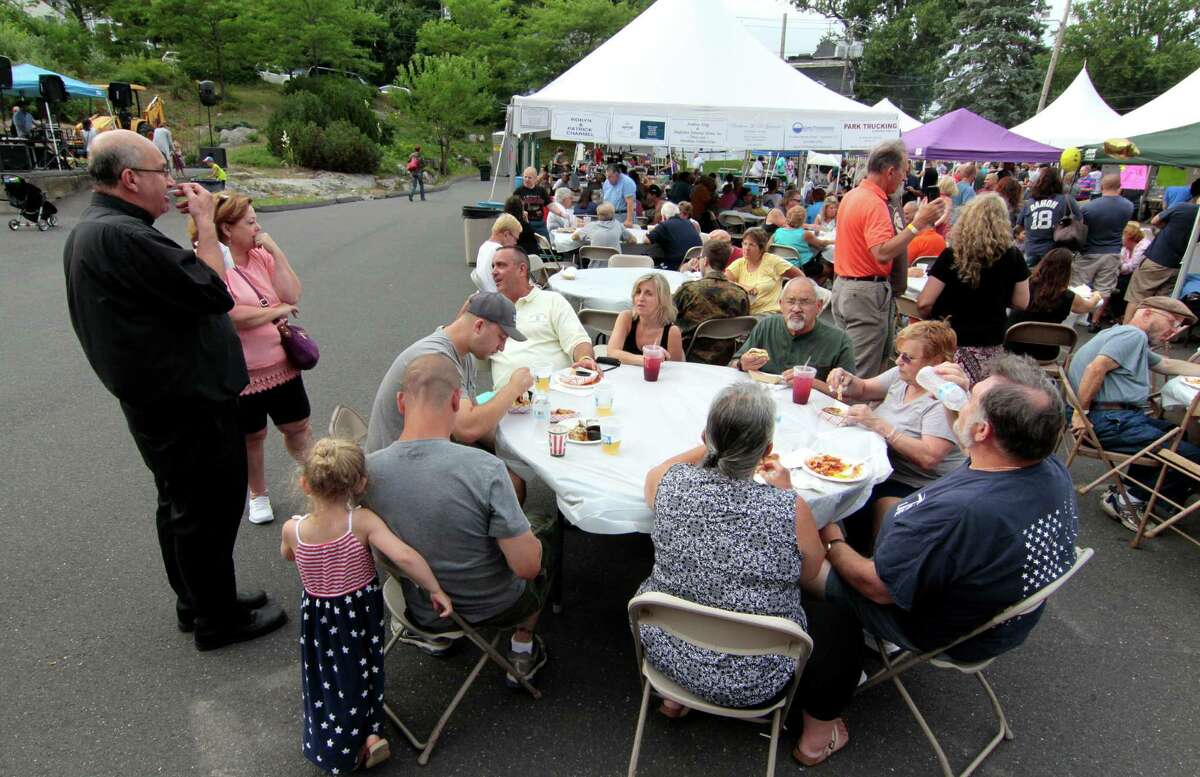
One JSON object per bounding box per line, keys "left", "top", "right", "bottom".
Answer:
{"left": 685, "top": 316, "right": 758, "bottom": 363}
{"left": 579, "top": 245, "right": 617, "bottom": 268}
{"left": 766, "top": 243, "right": 800, "bottom": 263}
{"left": 1003, "top": 322, "right": 1078, "bottom": 372}
{"left": 858, "top": 547, "right": 1094, "bottom": 777}
{"left": 626, "top": 592, "right": 813, "bottom": 777}
{"left": 895, "top": 295, "right": 923, "bottom": 322}
{"left": 1130, "top": 389, "right": 1200, "bottom": 549}
{"left": 328, "top": 404, "right": 368, "bottom": 445}
{"left": 610, "top": 254, "right": 653, "bottom": 269}
{"left": 681, "top": 245, "right": 703, "bottom": 266}
{"left": 375, "top": 555, "right": 542, "bottom": 765}
{"left": 717, "top": 212, "right": 747, "bottom": 236}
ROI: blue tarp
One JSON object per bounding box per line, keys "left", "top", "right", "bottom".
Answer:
{"left": 9, "top": 63, "right": 105, "bottom": 99}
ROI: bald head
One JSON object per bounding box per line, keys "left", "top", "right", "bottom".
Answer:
{"left": 708, "top": 229, "right": 732, "bottom": 243}
{"left": 1100, "top": 173, "right": 1121, "bottom": 194}
{"left": 780, "top": 276, "right": 822, "bottom": 334}
{"left": 89, "top": 130, "right": 158, "bottom": 187}
{"left": 783, "top": 275, "right": 818, "bottom": 298}
{"left": 902, "top": 201, "right": 918, "bottom": 224}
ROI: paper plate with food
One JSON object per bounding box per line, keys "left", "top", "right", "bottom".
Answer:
{"left": 802, "top": 453, "right": 867, "bottom": 483}
{"left": 552, "top": 366, "right": 603, "bottom": 394}
{"left": 818, "top": 405, "right": 849, "bottom": 427}
{"left": 550, "top": 407, "right": 579, "bottom": 423}
{"left": 748, "top": 369, "right": 784, "bottom": 386}
{"left": 565, "top": 418, "right": 602, "bottom": 445}
{"left": 508, "top": 392, "right": 532, "bottom": 414}
{"left": 1182, "top": 376, "right": 1200, "bottom": 389}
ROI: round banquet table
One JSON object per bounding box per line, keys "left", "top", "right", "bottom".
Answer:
{"left": 550, "top": 226, "right": 649, "bottom": 254}
{"left": 1161, "top": 375, "right": 1200, "bottom": 411}
{"left": 497, "top": 362, "right": 892, "bottom": 534}
{"left": 547, "top": 267, "right": 691, "bottom": 311}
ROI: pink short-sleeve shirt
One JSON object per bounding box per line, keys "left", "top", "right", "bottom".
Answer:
{"left": 225, "top": 247, "right": 296, "bottom": 392}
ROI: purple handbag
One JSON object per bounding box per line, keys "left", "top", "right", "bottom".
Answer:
{"left": 232, "top": 267, "right": 320, "bottom": 371}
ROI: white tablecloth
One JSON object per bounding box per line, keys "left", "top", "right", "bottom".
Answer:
{"left": 548, "top": 268, "right": 690, "bottom": 311}
{"left": 719, "top": 210, "right": 766, "bottom": 223}
{"left": 1161, "top": 375, "right": 1200, "bottom": 410}
{"left": 497, "top": 362, "right": 892, "bottom": 534}
{"left": 550, "top": 226, "right": 648, "bottom": 254}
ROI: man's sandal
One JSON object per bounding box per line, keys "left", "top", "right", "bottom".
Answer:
{"left": 791, "top": 719, "right": 848, "bottom": 767}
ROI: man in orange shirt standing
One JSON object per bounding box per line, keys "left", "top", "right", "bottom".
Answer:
{"left": 831, "top": 140, "right": 944, "bottom": 377}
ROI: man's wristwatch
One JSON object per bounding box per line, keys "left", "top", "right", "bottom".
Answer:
{"left": 825, "top": 538, "right": 847, "bottom": 553}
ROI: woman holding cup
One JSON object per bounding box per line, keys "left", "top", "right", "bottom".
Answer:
{"left": 607, "top": 274, "right": 685, "bottom": 368}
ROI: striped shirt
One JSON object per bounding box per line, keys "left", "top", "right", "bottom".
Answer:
{"left": 293, "top": 511, "right": 377, "bottom": 598}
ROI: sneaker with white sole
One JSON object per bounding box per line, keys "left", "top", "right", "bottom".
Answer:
{"left": 247, "top": 494, "right": 275, "bottom": 525}
{"left": 505, "top": 634, "right": 548, "bottom": 688}
{"left": 1100, "top": 487, "right": 1142, "bottom": 533}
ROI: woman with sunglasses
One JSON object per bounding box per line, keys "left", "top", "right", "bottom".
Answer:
{"left": 825, "top": 320, "right": 967, "bottom": 553}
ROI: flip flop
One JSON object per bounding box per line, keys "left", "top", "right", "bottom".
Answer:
{"left": 657, "top": 700, "right": 690, "bottom": 720}
{"left": 791, "top": 719, "right": 848, "bottom": 767}
{"left": 362, "top": 736, "right": 390, "bottom": 769}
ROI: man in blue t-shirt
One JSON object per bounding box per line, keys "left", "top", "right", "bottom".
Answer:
{"left": 1077, "top": 174, "right": 1135, "bottom": 326}
{"left": 1123, "top": 179, "right": 1200, "bottom": 320}
{"left": 815, "top": 355, "right": 1079, "bottom": 661}
{"left": 601, "top": 163, "right": 637, "bottom": 227}
{"left": 1068, "top": 296, "right": 1200, "bottom": 528}
{"left": 950, "top": 163, "right": 976, "bottom": 224}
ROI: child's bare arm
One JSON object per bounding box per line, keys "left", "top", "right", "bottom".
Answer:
{"left": 280, "top": 518, "right": 296, "bottom": 561}
{"left": 360, "top": 510, "right": 452, "bottom": 616}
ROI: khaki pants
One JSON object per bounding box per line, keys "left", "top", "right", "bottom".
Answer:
{"left": 1072, "top": 253, "right": 1120, "bottom": 296}
{"left": 1125, "top": 260, "right": 1178, "bottom": 307}
{"left": 831, "top": 277, "right": 892, "bottom": 378}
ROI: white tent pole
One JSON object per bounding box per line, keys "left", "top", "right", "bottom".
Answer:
{"left": 1170, "top": 205, "right": 1200, "bottom": 299}
{"left": 490, "top": 105, "right": 512, "bottom": 202}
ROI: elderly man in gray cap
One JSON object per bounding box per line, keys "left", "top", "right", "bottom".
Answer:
{"left": 365, "top": 291, "right": 534, "bottom": 456}
{"left": 1068, "top": 295, "right": 1200, "bottom": 529}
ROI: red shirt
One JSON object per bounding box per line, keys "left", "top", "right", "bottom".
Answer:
{"left": 834, "top": 179, "right": 899, "bottom": 278}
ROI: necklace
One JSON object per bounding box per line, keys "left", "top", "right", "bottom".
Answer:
{"left": 970, "top": 464, "right": 1022, "bottom": 472}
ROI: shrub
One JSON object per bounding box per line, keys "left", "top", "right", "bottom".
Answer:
{"left": 228, "top": 144, "right": 284, "bottom": 169}
{"left": 110, "top": 57, "right": 179, "bottom": 88}
{"left": 281, "top": 76, "right": 378, "bottom": 141}
{"left": 316, "top": 121, "right": 382, "bottom": 174}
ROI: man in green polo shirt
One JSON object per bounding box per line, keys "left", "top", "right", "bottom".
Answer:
{"left": 733, "top": 276, "right": 855, "bottom": 394}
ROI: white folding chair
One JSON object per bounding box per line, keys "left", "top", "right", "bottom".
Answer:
{"left": 376, "top": 555, "right": 542, "bottom": 765}
{"left": 685, "top": 316, "right": 757, "bottom": 363}
{"left": 610, "top": 254, "right": 653, "bottom": 269}
{"left": 681, "top": 245, "right": 703, "bottom": 266}
{"left": 766, "top": 243, "right": 800, "bottom": 263}
{"left": 578, "top": 308, "right": 619, "bottom": 357}
{"left": 626, "top": 592, "right": 813, "bottom": 777}
{"left": 895, "top": 295, "right": 923, "bottom": 322}
{"left": 718, "top": 212, "right": 747, "bottom": 236}
{"left": 858, "top": 547, "right": 1094, "bottom": 777}
{"left": 328, "top": 404, "right": 368, "bottom": 445}
{"left": 579, "top": 245, "right": 617, "bottom": 268}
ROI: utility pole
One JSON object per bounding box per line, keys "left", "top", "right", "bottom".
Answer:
{"left": 779, "top": 13, "right": 787, "bottom": 59}
{"left": 1037, "top": 0, "right": 1073, "bottom": 113}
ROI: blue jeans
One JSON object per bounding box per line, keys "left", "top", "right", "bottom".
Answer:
{"left": 1089, "top": 409, "right": 1200, "bottom": 503}
{"left": 409, "top": 171, "right": 425, "bottom": 201}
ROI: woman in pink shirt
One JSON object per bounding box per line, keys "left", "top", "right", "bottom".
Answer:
{"left": 200, "top": 194, "right": 310, "bottom": 525}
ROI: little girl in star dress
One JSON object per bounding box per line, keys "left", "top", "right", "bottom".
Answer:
{"left": 281, "top": 438, "right": 452, "bottom": 773}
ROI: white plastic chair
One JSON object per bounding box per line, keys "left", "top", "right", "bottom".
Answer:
{"left": 610, "top": 254, "right": 653, "bottom": 269}
{"left": 579, "top": 245, "right": 617, "bottom": 268}
{"left": 626, "top": 591, "right": 813, "bottom": 777}
{"left": 328, "top": 404, "right": 368, "bottom": 445}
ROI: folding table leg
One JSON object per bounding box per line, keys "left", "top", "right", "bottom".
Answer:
{"left": 552, "top": 508, "right": 566, "bottom": 614}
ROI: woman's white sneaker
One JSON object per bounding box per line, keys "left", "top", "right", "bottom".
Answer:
{"left": 248, "top": 495, "right": 275, "bottom": 524}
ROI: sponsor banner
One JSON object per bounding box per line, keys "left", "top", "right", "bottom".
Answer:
{"left": 783, "top": 119, "right": 841, "bottom": 150}
{"left": 1119, "top": 164, "right": 1149, "bottom": 190}
{"left": 726, "top": 119, "right": 786, "bottom": 151}
{"left": 517, "top": 106, "right": 550, "bottom": 132}
{"left": 611, "top": 114, "right": 669, "bottom": 146}
{"left": 551, "top": 110, "right": 611, "bottom": 142}
{"left": 842, "top": 119, "right": 901, "bottom": 149}
{"left": 667, "top": 117, "right": 728, "bottom": 148}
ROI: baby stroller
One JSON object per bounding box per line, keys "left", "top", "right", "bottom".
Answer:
{"left": 4, "top": 175, "right": 58, "bottom": 232}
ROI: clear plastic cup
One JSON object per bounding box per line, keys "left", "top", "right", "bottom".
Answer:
{"left": 792, "top": 365, "right": 817, "bottom": 405}
{"left": 594, "top": 383, "right": 614, "bottom": 416}
{"left": 642, "top": 345, "right": 665, "bottom": 382}
{"left": 600, "top": 419, "right": 622, "bottom": 455}
{"left": 535, "top": 364, "right": 552, "bottom": 393}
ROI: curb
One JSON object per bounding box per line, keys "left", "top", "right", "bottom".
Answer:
{"left": 255, "top": 173, "right": 480, "bottom": 213}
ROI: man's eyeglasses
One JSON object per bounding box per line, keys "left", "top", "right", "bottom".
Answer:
{"left": 128, "top": 165, "right": 171, "bottom": 177}
{"left": 895, "top": 350, "right": 918, "bottom": 365}
{"left": 781, "top": 297, "right": 817, "bottom": 308}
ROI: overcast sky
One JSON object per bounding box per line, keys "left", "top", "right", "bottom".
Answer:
{"left": 723, "top": 0, "right": 1072, "bottom": 57}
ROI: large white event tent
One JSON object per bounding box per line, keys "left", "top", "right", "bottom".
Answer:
{"left": 1107, "top": 65, "right": 1200, "bottom": 139}
{"left": 507, "top": 0, "right": 898, "bottom": 154}
{"left": 873, "top": 98, "right": 922, "bottom": 133}
{"left": 1010, "top": 67, "right": 1121, "bottom": 148}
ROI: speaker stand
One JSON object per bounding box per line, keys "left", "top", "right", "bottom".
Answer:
{"left": 206, "top": 105, "right": 214, "bottom": 147}
{"left": 43, "top": 102, "right": 63, "bottom": 171}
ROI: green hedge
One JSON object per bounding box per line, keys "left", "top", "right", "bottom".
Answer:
{"left": 265, "top": 78, "right": 384, "bottom": 173}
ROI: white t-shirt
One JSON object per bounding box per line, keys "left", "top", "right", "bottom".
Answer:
{"left": 750, "top": 161, "right": 764, "bottom": 177}
{"left": 488, "top": 286, "right": 590, "bottom": 390}
{"left": 152, "top": 127, "right": 173, "bottom": 162}
{"left": 472, "top": 240, "right": 500, "bottom": 292}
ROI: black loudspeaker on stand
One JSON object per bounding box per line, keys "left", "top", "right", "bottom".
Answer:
{"left": 198, "top": 80, "right": 218, "bottom": 146}
{"left": 0, "top": 56, "right": 12, "bottom": 90}
{"left": 38, "top": 74, "right": 68, "bottom": 170}
{"left": 108, "top": 82, "right": 133, "bottom": 109}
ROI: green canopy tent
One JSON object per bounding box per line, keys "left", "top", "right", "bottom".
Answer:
{"left": 1080, "top": 122, "right": 1200, "bottom": 168}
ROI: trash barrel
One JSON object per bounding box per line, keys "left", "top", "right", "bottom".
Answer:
{"left": 478, "top": 163, "right": 492, "bottom": 181}
{"left": 462, "top": 201, "right": 503, "bottom": 266}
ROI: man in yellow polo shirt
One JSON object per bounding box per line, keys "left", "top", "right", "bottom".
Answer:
{"left": 488, "top": 246, "right": 598, "bottom": 389}
{"left": 832, "top": 140, "right": 944, "bottom": 377}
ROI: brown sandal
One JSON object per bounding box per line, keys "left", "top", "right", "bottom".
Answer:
{"left": 359, "top": 735, "right": 390, "bottom": 770}
{"left": 791, "top": 719, "right": 848, "bottom": 767}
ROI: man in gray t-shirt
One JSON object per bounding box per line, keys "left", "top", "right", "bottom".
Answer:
{"left": 1075, "top": 174, "right": 1135, "bottom": 311}
{"left": 364, "top": 292, "right": 534, "bottom": 455}
{"left": 364, "top": 353, "right": 552, "bottom": 685}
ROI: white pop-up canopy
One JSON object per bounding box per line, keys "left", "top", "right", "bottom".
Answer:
{"left": 1010, "top": 67, "right": 1121, "bottom": 148}
{"left": 510, "top": 0, "right": 897, "bottom": 151}
{"left": 872, "top": 98, "right": 923, "bottom": 133}
{"left": 1106, "top": 65, "right": 1200, "bottom": 139}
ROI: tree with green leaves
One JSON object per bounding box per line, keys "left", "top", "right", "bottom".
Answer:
{"left": 1049, "top": 0, "right": 1200, "bottom": 112}
{"left": 521, "top": 0, "right": 648, "bottom": 89}
{"left": 369, "top": 0, "right": 443, "bottom": 86}
{"left": 934, "top": 0, "right": 1048, "bottom": 126}
{"left": 790, "top": 0, "right": 963, "bottom": 120}
{"left": 397, "top": 53, "right": 495, "bottom": 174}
{"left": 416, "top": 0, "right": 523, "bottom": 104}
{"left": 150, "top": 0, "right": 256, "bottom": 98}
{"left": 258, "top": 0, "right": 385, "bottom": 76}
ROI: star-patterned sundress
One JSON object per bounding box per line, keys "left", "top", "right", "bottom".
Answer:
{"left": 293, "top": 510, "right": 387, "bottom": 774}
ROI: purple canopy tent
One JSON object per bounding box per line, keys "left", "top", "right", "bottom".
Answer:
{"left": 901, "top": 108, "right": 1062, "bottom": 163}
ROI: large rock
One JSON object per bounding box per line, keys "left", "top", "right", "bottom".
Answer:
{"left": 218, "top": 127, "right": 257, "bottom": 146}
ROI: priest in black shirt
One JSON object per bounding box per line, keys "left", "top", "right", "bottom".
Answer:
{"left": 63, "top": 130, "right": 287, "bottom": 651}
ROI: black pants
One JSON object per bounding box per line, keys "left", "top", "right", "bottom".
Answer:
{"left": 121, "top": 399, "right": 247, "bottom": 622}
{"left": 789, "top": 598, "right": 865, "bottom": 722}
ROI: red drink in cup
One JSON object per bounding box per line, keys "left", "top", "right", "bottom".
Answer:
{"left": 792, "top": 365, "right": 817, "bottom": 405}
{"left": 642, "top": 345, "right": 665, "bottom": 382}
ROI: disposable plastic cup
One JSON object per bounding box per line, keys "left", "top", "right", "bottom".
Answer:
{"left": 792, "top": 366, "right": 817, "bottom": 405}
{"left": 642, "top": 345, "right": 665, "bottom": 382}
{"left": 600, "top": 419, "right": 622, "bottom": 455}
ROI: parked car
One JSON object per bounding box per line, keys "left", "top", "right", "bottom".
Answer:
{"left": 255, "top": 65, "right": 292, "bottom": 85}
{"left": 161, "top": 51, "right": 180, "bottom": 64}
{"left": 305, "top": 67, "right": 368, "bottom": 85}
{"left": 379, "top": 85, "right": 411, "bottom": 97}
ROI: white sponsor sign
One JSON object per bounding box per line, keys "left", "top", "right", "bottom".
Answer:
{"left": 668, "top": 117, "right": 728, "bottom": 148}
{"left": 611, "top": 114, "right": 669, "bottom": 146}
{"left": 842, "top": 119, "right": 901, "bottom": 149}
{"left": 517, "top": 106, "right": 550, "bottom": 132}
{"left": 551, "top": 110, "right": 610, "bottom": 142}
{"left": 783, "top": 119, "right": 842, "bottom": 151}
{"left": 726, "top": 119, "right": 786, "bottom": 151}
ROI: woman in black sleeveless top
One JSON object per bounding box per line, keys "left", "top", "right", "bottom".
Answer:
{"left": 607, "top": 273, "right": 685, "bottom": 365}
